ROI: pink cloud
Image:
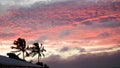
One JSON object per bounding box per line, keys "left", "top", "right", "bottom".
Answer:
{"left": 0, "top": 0, "right": 119, "bottom": 48}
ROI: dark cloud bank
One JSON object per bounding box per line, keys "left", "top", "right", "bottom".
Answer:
{"left": 44, "top": 51, "right": 120, "bottom": 68}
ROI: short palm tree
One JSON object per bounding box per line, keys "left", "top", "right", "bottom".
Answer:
{"left": 28, "top": 42, "right": 46, "bottom": 63}
{"left": 11, "top": 38, "right": 27, "bottom": 60}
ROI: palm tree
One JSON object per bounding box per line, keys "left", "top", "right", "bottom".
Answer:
{"left": 28, "top": 42, "right": 46, "bottom": 63}
{"left": 11, "top": 38, "right": 27, "bottom": 60}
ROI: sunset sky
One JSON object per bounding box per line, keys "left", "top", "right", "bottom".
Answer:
{"left": 0, "top": 0, "right": 120, "bottom": 68}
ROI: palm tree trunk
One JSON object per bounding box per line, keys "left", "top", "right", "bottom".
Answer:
{"left": 23, "top": 51, "right": 25, "bottom": 60}
{"left": 38, "top": 54, "right": 39, "bottom": 62}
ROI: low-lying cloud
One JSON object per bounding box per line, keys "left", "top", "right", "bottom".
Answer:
{"left": 44, "top": 50, "right": 120, "bottom": 68}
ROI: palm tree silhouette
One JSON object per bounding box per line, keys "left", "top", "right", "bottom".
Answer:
{"left": 11, "top": 38, "right": 27, "bottom": 60}
{"left": 28, "top": 42, "right": 46, "bottom": 63}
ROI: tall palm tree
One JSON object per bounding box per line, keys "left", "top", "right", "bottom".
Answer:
{"left": 11, "top": 38, "right": 27, "bottom": 60}
{"left": 28, "top": 42, "right": 46, "bottom": 63}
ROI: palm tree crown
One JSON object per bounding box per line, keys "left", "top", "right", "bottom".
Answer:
{"left": 11, "top": 38, "right": 27, "bottom": 60}
{"left": 28, "top": 42, "right": 46, "bottom": 62}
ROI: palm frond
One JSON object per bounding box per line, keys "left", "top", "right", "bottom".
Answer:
{"left": 17, "top": 53, "right": 21, "bottom": 56}
{"left": 11, "top": 50, "right": 21, "bottom": 53}
{"left": 25, "top": 52, "right": 29, "bottom": 57}
{"left": 32, "top": 52, "right": 37, "bottom": 57}
{"left": 42, "top": 53, "right": 45, "bottom": 57}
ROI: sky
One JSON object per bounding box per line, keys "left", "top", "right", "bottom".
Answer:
{"left": 0, "top": 0, "right": 120, "bottom": 68}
